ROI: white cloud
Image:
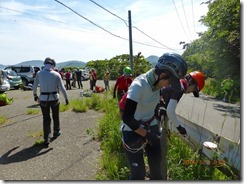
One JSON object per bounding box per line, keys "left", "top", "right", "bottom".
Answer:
{"left": 0, "top": 0, "right": 209, "bottom": 65}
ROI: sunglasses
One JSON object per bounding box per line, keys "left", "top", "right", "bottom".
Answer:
{"left": 185, "top": 75, "right": 198, "bottom": 91}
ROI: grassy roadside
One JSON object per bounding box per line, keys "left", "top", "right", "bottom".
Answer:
{"left": 0, "top": 91, "right": 239, "bottom": 180}
{"left": 92, "top": 92, "right": 238, "bottom": 180}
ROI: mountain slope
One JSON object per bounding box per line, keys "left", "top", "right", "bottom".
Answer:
{"left": 1, "top": 56, "right": 158, "bottom": 70}
{"left": 146, "top": 55, "right": 159, "bottom": 67}
{"left": 1, "top": 60, "right": 87, "bottom": 69}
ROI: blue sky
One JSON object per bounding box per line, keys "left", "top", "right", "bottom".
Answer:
{"left": 0, "top": 0, "right": 209, "bottom": 65}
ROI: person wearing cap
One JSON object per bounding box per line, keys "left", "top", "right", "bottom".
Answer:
{"left": 159, "top": 71, "right": 205, "bottom": 135}
{"left": 33, "top": 57, "right": 69, "bottom": 147}
{"left": 113, "top": 66, "right": 133, "bottom": 102}
{"left": 121, "top": 52, "right": 187, "bottom": 180}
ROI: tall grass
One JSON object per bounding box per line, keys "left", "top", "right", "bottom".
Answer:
{"left": 95, "top": 94, "right": 238, "bottom": 180}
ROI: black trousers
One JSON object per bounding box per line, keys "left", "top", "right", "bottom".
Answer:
{"left": 40, "top": 100, "right": 60, "bottom": 140}
{"left": 66, "top": 79, "right": 71, "bottom": 89}
{"left": 123, "top": 125, "right": 163, "bottom": 180}
{"left": 77, "top": 80, "right": 83, "bottom": 89}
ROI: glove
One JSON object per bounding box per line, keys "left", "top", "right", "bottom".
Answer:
{"left": 113, "top": 93, "right": 116, "bottom": 99}
{"left": 177, "top": 125, "right": 187, "bottom": 135}
{"left": 34, "top": 95, "right": 39, "bottom": 102}
{"left": 144, "top": 131, "right": 160, "bottom": 146}
{"left": 65, "top": 99, "right": 69, "bottom": 105}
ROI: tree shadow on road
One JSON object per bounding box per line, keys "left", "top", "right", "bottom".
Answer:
{"left": 27, "top": 104, "right": 40, "bottom": 108}
{"left": 198, "top": 95, "right": 240, "bottom": 119}
{"left": 212, "top": 103, "right": 240, "bottom": 119}
{"left": 0, "top": 145, "right": 53, "bottom": 165}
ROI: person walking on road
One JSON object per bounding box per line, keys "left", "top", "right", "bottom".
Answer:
{"left": 89, "top": 69, "right": 97, "bottom": 92}
{"left": 221, "top": 74, "right": 234, "bottom": 102}
{"left": 65, "top": 70, "right": 72, "bottom": 90}
{"left": 33, "top": 57, "right": 69, "bottom": 146}
{"left": 75, "top": 69, "right": 83, "bottom": 89}
{"left": 121, "top": 52, "right": 187, "bottom": 180}
{"left": 113, "top": 66, "right": 133, "bottom": 102}
{"left": 72, "top": 70, "right": 77, "bottom": 88}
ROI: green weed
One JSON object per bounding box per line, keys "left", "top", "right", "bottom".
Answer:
{"left": 28, "top": 130, "right": 43, "bottom": 138}
{"left": 26, "top": 109, "right": 40, "bottom": 115}
{"left": 60, "top": 103, "right": 70, "bottom": 112}
{"left": 70, "top": 99, "right": 88, "bottom": 112}
{"left": 34, "top": 139, "right": 45, "bottom": 146}
{"left": 0, "top": 115, "right": 7, "bottom": 125}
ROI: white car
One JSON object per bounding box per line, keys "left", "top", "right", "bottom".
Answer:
{"left": 81, "top": 70, "right": 89, "bottom": 81}
{"left": 0, "top": 79, "right": 10, "bottom": 92}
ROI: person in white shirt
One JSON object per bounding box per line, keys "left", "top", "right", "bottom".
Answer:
{"left": 121, "top": 52, "right": 187, "bottom": 180}
{"left": 33, "top": 57, "right": 69, "bottom": 147}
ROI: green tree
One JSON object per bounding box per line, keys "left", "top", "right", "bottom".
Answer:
{"left": 86, "top": 54, "right": 151, "bottom": 80}
{"left": 183, "top": 0, "right": 240, "bottom": 100}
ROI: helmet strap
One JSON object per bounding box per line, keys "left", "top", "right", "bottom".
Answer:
{"left": 153, "top": 68, "right": 169, "bottom": 86}
{"left": 153, "top": 69, "right": 162, "bottom": 86}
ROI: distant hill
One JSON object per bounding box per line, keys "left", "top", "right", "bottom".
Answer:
{"left": 1, "top": 60, "right": 87, "bottom": 70}
{"left": 56, "top": 60, "right": 86, "bottom": 69}
{"left": 0, "top": 64, "right": 6, "bottom": 69}
{"left": 1, "top": 56, "right": 157, "bottom": 70}
{"left": 146, "top": 55, "right": 159, "bottom": 67}
{"left": 15, "top": 60, "right": 44, "bottom": 68}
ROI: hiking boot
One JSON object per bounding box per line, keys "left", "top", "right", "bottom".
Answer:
{"left": 43, "top": 139, "right": 50, "bottom": 147}
{"left": 53, "top": 130, "right": 61, "bottom": 139}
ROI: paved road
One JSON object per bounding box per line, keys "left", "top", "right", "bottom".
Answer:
{"left": 0, "top": 81, "right": 106, "bottom": 181}
{"left": 176, "top": 93, "right": 240, "bottom": 143}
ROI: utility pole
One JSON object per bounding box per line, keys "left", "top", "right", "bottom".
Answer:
{"left": 128, "top": 10, "right": 133, "bottom": 73}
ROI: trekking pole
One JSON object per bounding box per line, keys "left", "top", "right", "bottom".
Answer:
{"left": 157, "top": 106, "right": 168, "bottom": 180}
{"left": 184, "top": 134, "right": 199, "bottom": 150}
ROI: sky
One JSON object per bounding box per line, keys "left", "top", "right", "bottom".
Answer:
{"left": 0, "top": 0, "right": 209, "bottom": 65}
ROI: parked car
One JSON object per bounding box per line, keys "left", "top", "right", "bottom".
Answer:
{"left": 0, "top": 70, "right": 3, "bottom": 85}
{"left": 2, "top": 70, "right": 22, "bottom": 89}
{"left": 4, "top": 65, "right": 40, "bottom": 86}
{"left": 81, "top": 70, "right": 89, "bottom": 81}
{"left": 0, "top": 79, "right": 10, "bottom": 92}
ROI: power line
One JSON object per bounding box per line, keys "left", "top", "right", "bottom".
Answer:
{"left": 0, "top": 6, "right": 64, "bottom": 25}
{"left": 132, "top": 26, "right": 178, "bottom": 51}
{"left": 191, "top": 0, "right": 196, "bottom": 34}
{"left": 89, "top": 0, "right": 128, "bottom": 26}
{"left": 180, "top": 0, "right": 193, "bottom": 41}
{"left": 54, "top": 0, "right": 173, "bottom": 50}
{"left": 54, "top": 0, "right": 128, "bottom": 41}
{"left": 172, "top": 0, "right": 191, "bottom": 41}
{"left": 0, "top": 6, "right": 99, "bottom": 33}
{"left": 1, "top": 1, "right": 182, "bottom": 53}
{"left": 88, "top": 0, "right": 178, "bottom": 51}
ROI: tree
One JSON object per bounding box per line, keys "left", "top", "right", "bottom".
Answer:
{"left": 200, "top": 0, "right": 240, "bottom": 79}
{"left": 183, "top": 0, "right": 240, "bottom": 100}
{"left": 86, "top": 54, "right": 151, "bottom": 80}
